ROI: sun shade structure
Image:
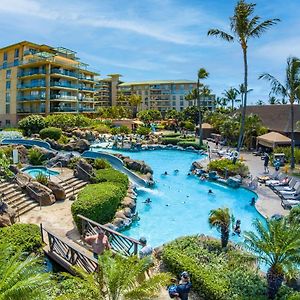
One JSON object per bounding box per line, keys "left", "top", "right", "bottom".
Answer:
{"left": 256, "top": 131, "right": 291, "bottom": 149}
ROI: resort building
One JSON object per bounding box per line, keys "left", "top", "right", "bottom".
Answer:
{"left": 118, "top": 80, "right": 216, "bottom": 113}
{"left": 0, "top": 41, "right": 97, "bottom": 126}
{"left": 237, "top": 105, "right": 300, "bottom": 146}
{"left": 94, "top": 74, "right": 121, "bottom": 109}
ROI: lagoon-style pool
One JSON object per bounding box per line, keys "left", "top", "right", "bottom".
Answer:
{"left": 94, "top": 149, "right": 265, "bottom": 247}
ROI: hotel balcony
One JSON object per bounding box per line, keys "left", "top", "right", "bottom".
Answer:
{"left": 17, "top": 95, "right": 46, "bottom": 102}
{"left": 17, "top": 82, "right": 46, "bottom": 89}
{"left": 17, "top": 108, "right": 46, "bottom": 114}
{"left": 50, "top": 81, "right": 78, "bottom": 89}
{"left": 79, "top": 107, "right": 95, "bottom": 112}
{"left": 79, "top": 97, "right": 94, "bottom": 102}
{"left": 17, "top": 70, "right": 46, "bottom": 78}
{"left": 79, "top": 86, "right": 95, "bottom": 92}
{"left": 50, "top": 107, "right": 78, "bottom": 113}
{"left": 79, "top": 75, "right": 95, "bottom": 82}
{"left": 51, "top": 68, "right": 78, "bottom": 79}
{"left": 50, "top": 95, "right": 78, "bottom": 102}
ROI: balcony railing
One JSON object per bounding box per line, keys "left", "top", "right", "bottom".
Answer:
{"left": 17, "top": 108, "right": 45, "bottom": 113}
{"left": 17, "top": 82, "right": 46, "bottom": 89}
{"left": 79, "top": 107, "right": 95, "bottom": 112}
{"left": 50, "top": 95, "right": 78, "bottom": 101}
{"left": 50, "top": 82, "right": 78, "bottom": 89}
{"left": 79, "top": 75, "right": 95, "bottom": 81}
{"left": 79, "top": 97, "right": 94, "bottom": 102}
{"left": 51, "top": 107, "right": 78, "bottom": 112}
{"left": 17, "top": 70, "right": 46, "bottom": 77}
{"left": 51, "top": 69, "right": 78, "bottom": 78}
{"left": 79, "top": 86, "right": 95, "bottom": 91}
{"left": 17, "top": 95, "right": 46, "bottom": 101}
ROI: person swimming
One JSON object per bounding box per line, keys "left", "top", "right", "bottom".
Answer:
{"left": 233, "top": 220, "right": 241, "bottom": 236}
{"left": 250, "top": 197, "right": 256, "bottom": 206}
{"left": 208, "top": 189, "right": 214, "bottom": 194}
{"left": 163, "top": 171, "right": 168, "bottom": 175}
{"left": 174, "top": 169, "right": 179, "bottom": 173}
{"left": 143, "top": 198, "right": 152, "bottom": 204}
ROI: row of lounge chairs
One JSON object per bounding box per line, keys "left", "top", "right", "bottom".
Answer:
{"left": 265, "top": 172, "right": 300, "bottom": 209}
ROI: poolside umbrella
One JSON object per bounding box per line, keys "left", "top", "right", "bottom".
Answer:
{"left": 256, "top": 131, "right": 291, "bottom": 149}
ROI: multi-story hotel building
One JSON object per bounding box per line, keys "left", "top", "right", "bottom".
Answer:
{"left": 118, "top": 80, "right": 215, "bottom": 113}
{"left": 0, "top": 41, "right": 97, "bottom": 126}
{"left": 94, "top": 74, "right": 121, "bottom": 109}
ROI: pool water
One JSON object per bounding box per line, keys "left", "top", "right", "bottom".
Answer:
{"left": 23, "top": 167, "right": 60, "bottom": 178}
{"left": 95, "top": 149, "right": 265, "bottom": 247}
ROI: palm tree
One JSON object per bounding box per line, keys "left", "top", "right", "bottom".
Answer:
{"left": 223, "top": 87, "right": 239, "bottom": 111}
{"left": 129, "top": 94, "right": 142, "bottom": 118}
{"left": 208, "top": 0, "right": 279, "bottom": 151}
{"left": 208, "top": 207, "right": 231, "bottom": 248}
{"left": 59, "top": 251, "right": 170, "bottom": 300}
{"left": 196, "top": 68, "right": 209, "bottom": 146}
{"left": 268, "top": 96, "right": 280, "bottom": 105}
{"left": 244, "top": 219, "right": 300, "bottom": 299}
{"left": 256, "top": 99, "right": 264, "bottom": 105}
{"left": 259, "top": 57, "right": 300, "bottom": 169}
{"left": 0, "top": 243, "right": 51, "bottom": 300}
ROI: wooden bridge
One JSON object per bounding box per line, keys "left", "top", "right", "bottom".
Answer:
{"left": 41, "top": 215, "right": 142, "bottom": 274}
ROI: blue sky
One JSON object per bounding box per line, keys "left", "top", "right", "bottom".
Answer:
{"left": 0, "top": 0, "right": 299, "bottom": 104}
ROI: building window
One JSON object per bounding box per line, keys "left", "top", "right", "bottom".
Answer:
{"left": 6, "top": 92, "right": 10, "bottom": 103}
{"left": 14, "top": 59, "right": 19, "bottom": 66}
{"left": 3, "top": 52, "right": 7, "bottom": 61}
{"left": 6, "top": 81, "right": 11, "bottom": 89}
{"left": 172, "top": 95, "right": 176, "bottom": 100}
{"left": 180, "top": 101, "right": 184, "bottom": 106}
{"left": 6, "top": 104, "right": 10, "bottom": 114}
{"left": 180, "top": 84, "right": 184, "bottom": 90}
{"left": 172, "top": 101, "right": 176, "bottom": 106}
{"left": 2, "top": 62, "right": 7, "bottom": 69}
{"left": 6, "top": 70, "right": 11, "bottom": 79}
{"left": 14, "top": 48, "right": 19, "bottom": 58}
{"left": 180, "top": 95, "right": 184, "bottom": 100}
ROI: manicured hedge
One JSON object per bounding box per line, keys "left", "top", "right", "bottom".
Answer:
{"left": 93, "top": 158, "right": 112, "bottom": 170}
{"left": 208, "top": 158, "right": 249, "bottom": 177}
{"left": 0, "top": 223, "right": 43, "bottom": 253}
{"left": 162, "top": 236, "right": 267, "bottom": 300}
{"left": 18, "top": 115, "right": 46, "bottom": 135}
{"left": 161, "top": 137, "right": 181, "bottom": 145}
{"left": 92, "top": 169, "right": 129, "bottom": 187}
{"left": 162, "top": 133, "right": 181, "bottom": 138}
{"left": 39, "top": 127, "right": 62, "bottom": 141}
{"left": 177, "top": 141, "right": 206, "bottom": 150}
{"left": 71, "top": 182, "right": 127, "bottom": 232}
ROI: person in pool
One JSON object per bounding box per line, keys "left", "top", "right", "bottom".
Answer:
{"left": 174, "top": 169, "right": 179, "bottom": 173}
{"left": 163, "top": 171, "right": 168, "bottom": 175}
{"left": 143, "top": 198, "right": 152, "bottom": 204}
{"left": 208, "top": 189, "right": 214, "bottom": 194}
{"left": 233, "top": 220, "right": 241, "bottom": 236}
{"left": 250, "top": 197, "right": 256, "bottom": 206}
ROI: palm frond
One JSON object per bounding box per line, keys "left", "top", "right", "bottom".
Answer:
{"left": 258, "top": 73, "right": 286, "bottom": 97}
{"left": 207, "top": 29, "right": 234, "bottom": 42}
{"left": 249, "top": 18, "right": 280, "bottom": 38}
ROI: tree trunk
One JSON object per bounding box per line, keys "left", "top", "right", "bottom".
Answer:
{"left": 290, "top": 101, "right": 295, "bottom": 169}
{"left": 221, "top": 227, "right": 229, "bottom": 248}
{"left": 267, "top": 267, "right": 284, "bottom": 299}
{"left": 232, "top": 100, "right": 234, "bottom": 111}
{"left": 237, "top": 47, "right": 248, "bottom": 152}
{"left": 197, "top": 77, "right": 203, "bottom": 147}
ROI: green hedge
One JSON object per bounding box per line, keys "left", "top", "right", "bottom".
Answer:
{"left": 71, "top": 182, "right": 127, "bottom": 232}
{"left": 208, "top": 158, "right": 249, "bottom": 177}
{"left": 177, "top": 141, "right": 206, "bottom": 150}
{"left": 18, "top": 115, "right": 46, "bottom": 136}
{"left": 162, "top": 133, "right": 181, "bottom": 138}
{"left": 161, "top": 137, "right": 181, "bottom": 145}
{"left": 162, "top": 236, "right": 267, "bottom": 300}
{"left": 136, "top": 126, "right": 151, "bottom": 135}
{"left": 93, "top": 158, "right": 112, "bottom": 170}
{"left": 92, "top": 168, "right": 129, "bottom": 187}
{"left": 0, "top": 223, "right": 43, "bottom": 253}
{"left": 39, "top": 127, "right": 62, "bottom": 141}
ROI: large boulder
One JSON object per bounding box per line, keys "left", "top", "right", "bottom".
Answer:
{"left": 63, "top": 139, "right": 90, "bottom": 153}
{"left": 16, "top": 172, "right": 32, "bottom": 187}
{"left": 45, "top": 138, "right": 63, "bottom": 151}
{"left": 226, "top": 177, "right": 241, "bottom": 189}
{"left": 47, "top": 153, "right": 75, "bottom": 168}
{"left": 121, "top": 197, "right": 136, "bottom": 212}
{"left": 123, "top": 158, "right": 153, "bottom": 175}
{"left": 74, "top": 159, "right": 94, "bottom": 181}
{"left": 25, "top": 182, "right": 56, "bottom": 206}
{"left": 47, "top": 181, "right": 66, "bottom": 201}
{"left": 0, "top": 202, "right": 16, "bottom": 227}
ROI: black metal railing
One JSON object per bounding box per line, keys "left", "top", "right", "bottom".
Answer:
{"left": 79, "top": 214, "right": 141, "bottom": 256}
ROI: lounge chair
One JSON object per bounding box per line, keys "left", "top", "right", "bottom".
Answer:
{"left": 265, "top": 173, "right": 287, "bottom": 186}
{"left": 281, "top": 199, "right": 300, "bottom": 209}
{"left": 273, "top": 178, "right": 298, "bottom": 192}
{"left": 278, "top": 182, "right": 300, "bottom": 196}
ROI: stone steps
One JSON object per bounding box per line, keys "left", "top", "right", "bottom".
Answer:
{"left": 60, "top": 177, "right": 88, "bottom": 200}
{"left": 0, "top": 180, "right": 39, "bottom": 217}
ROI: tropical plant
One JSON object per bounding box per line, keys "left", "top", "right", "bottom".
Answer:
{"left": 0, "top": 243, "right": 51, "bottom": 300}
{"left": 268, "top": 96, "right": 280, "bottom": 105}
{"left": 259, "top": 57, "right": 300, "bottom": 169}
{"left": 39, "top": 127, "right": 62, "bottom": 141}
{"left": 28, "top": 148, "right": 45, "bottom": 165}
{"left": 128, "top": 94, "right": 142, "bottom": 118}
{"left": 223, "top": 87, "right": 240, "bottom": 111}
{"left": 136, "top": 126, "right": 151, "bottom": 135}
{"left": 208, "top": 207, "right": 231, "bottom": 248}
{"left": 244, "top": 219, "right": 300, "bottom": 299}
{"left": 137, "top": 109, "right": 162, "bottom": 123}
{"left": 18, "top": 115, "right": 46, "bottom": 136}
{"left": 93, "top": 158, "right": 111, "bottom": 170}
{"left": 208, "top": 0, "right": 279, "bottom": 151}
{"left": 0, "top": 152, "right": 13, "bottom": 179}
{"left": 45, "top": 114, "right": 92, "bottom": 130}
{"left": 35, "top": 173, "right": 49, "bottom": 185}
{"left": 57, "top": 251, "right": 170, "bottom": 300}
{"left": 256, "top": 100, "right": 264, "bottom": 105}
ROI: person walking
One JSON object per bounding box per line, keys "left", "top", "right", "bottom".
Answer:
{"left": 84, "top": 227, "right": 111, "bottom": 259}
{"left": 176, "top": 271, "right": 192, "bottom": 300}
{"left": 264, "top": 153, "right": 270, "bottom": 174}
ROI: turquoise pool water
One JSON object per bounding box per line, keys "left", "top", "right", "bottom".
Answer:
{"left": 23, "top": 167, "right": 60, "bottom": 178}
{"left": 95, "top": 149, "right": 265, "bottom": 247}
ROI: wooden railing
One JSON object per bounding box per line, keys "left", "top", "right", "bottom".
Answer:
{"left": 41, "top": 225, "right": 98, "bottom": 273}
{"left": 78, "top": 214, "right": 142, "bottom": 256}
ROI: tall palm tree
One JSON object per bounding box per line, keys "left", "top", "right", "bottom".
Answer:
{"left": 197, "top": 68, "right": 209, "bottom": 146}
{"left": 58, "top": 251, "right": 170, "bottom": 300}
{"left": 208, "top": 0, "right": 280, "bottom": 151}
{"left": 268, "top": 96, "right": 280, "bottom": 105}
{"left": 223, "top": 87, "right": 239, "bottom": 111}
{"left": 129, "top": 94, "right": 142, "bottom": 118}
{"left": 0, "top": 243, "right": 51, "bottom": 300}
{"left": 208, "top": 207, "right": 231, "bottom": 248}
{"left": 244, "top": 219, "right": 300, "bottom": 300}
{"left": 259, "top": 57, "right": 300, "bottom": 169}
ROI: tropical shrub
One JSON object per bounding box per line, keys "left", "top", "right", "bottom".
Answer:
{"left": 93, "top": 124, "right": 111, "bottom": 134}
{"left": 68, "top": 156, "right": 81, "bottom": 169}
{"left": 39, "top": 127, "right": 62, "bottom": 141}
{"left": 71, "top": 182, "right": 127, "bottom": 232}
{"left": 92, "top": 169, "right": 129, "bottom": 187}
{"left": 177, "top": 141, "right": 206, "bottom": 150}
{"left": 0, "top": 223, "right": 42, "bottom": 253}
{"left": 182, "top": 121, "right": 195, "bottom": 131}
{"left": 58, "top": 134, "right": 69, "bottom": 144}
{"left": 208, "top": 158, "right": 249, "bottom": 177}
{"left": 93, "top": 158, "right": 111, "bottom": 170}
{"left": 18, "top": 115, "right": 46, "bottom": 136}
{"left": 136, "top": 126, "right": 151, "bottom": 135}
{"left": 45, "top": 114, "right": 92, "bottom": 130}
{"left": 119, "top": 125, "right": 131, "bottom": 134}
{"left": 111, "top": 127, "right": 119, "bottom": 135}
{"left": 35, "top": 172, "right": 49, "bottom": 185}
{"left": 161, "top": 137, "right": 181, "bottom": 145}
{"left": 162, "top": 236, "right": 267, "bottom": 300}
{"left": 28, "top": 148, "right": 45, "bottom": 165}
{"left": 274, "top": 146, "right": 300, "bottom": 164}
{"left": 137, "top": 109, "right": 162, "bottom": 122}
{"left": 162, "top": 133, "right": 181, "bottom": 138}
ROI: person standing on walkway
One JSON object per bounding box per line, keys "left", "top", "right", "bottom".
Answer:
{"left": 84, "top": 227, "right": 111, "bottom": 259}
{"left": 176, "top": 271, "right": 192, "bottom": 300}
{"left": 264, "top": 153, "right": 270, "bottom": 174}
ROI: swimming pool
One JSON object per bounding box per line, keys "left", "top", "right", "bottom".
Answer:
{"left": 22, "top": 166, "right": 60, "bottom": 179}
{"left": 94, "top": 149, "right": 265, "bottom": 247}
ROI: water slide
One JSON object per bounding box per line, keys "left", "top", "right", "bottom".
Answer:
{"left": 1, "top": 138, "right": 52, "bottom": 150}
{"left": 81, "top": 150, "right": 149, "bottom": 187}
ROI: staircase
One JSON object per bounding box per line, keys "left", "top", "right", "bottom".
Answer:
{"left": 60, "top": 177, "right": 88, "bottom": 200}
{"left": 0, "top": 180, "right": 39, "bottom": 216}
